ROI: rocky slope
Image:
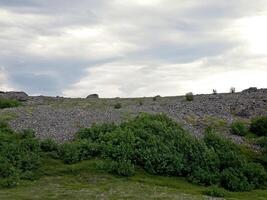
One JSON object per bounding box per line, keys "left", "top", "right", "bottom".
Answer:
{"left": 0, "top": 88, "right": 267, "bottom": 143}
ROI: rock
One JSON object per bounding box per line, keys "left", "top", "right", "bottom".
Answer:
{"left": 242, "top": 87, "right": 257, "bottom": 93}
{"left": 0, "top": 91, "right": 28, "bottom": 101}
{"left": 86, "top": 94, "right": 99, "bottom": 99}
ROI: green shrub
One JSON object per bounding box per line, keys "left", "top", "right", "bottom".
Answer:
{"left": 40, "top": 139, "right": 58, "bottom": 152}
{"left": 77, "top": 140, "right": 101, "bottom": 160}
{"left": 250, "top": 116, "right": 267, "bottom": 136}
{"left": 58, "top": 142, "right": 81, "bottom": 164}
{"left": 0, "top": 98, "right": 21, "bottom": 109}
{"left": 185, "top": 92, "right": 194, "bottom": 101}
{"left": 70, "top": 113, "right": 266, "bottom": 191}
{"left": 0, "top": 124, "right": 41, "bottom": 188}
{"left": 230, "top": 121, "right": 248, "bottom": 136}
{"left": 114, "top": 103, "right": 122, "bottom": 109}
{"left": 100, "top": 160, "right": 135, "bottom": 177}
{"left": 0, "top": 175, "right": 19, "bottom": 188}
{"left": 203, "top": 185, "right": 226, "bottom": 197}
{"left": 77, "top": 123, "right": 117, "bottom": 141}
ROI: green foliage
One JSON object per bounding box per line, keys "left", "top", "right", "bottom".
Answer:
{"left": 203, "top": 185, "right": 226, "bottom": 197}
{"left": 70, "top": 113, "right": 266, "bottom": 191}
{"left": 0, "top": 122, "right": 41, "bottom": 188}
{"left": 58, "top": 142, "right": 81, "bottom": 164}
{"left": 114, "top": 103, "right": 122, "bottom": 109}
{"left": 77, "top": 123, "right": 117, "bottom": 141}
{"left": 230, "top": 121, "right": 248, "bottom": 136}
{"left": 0, "top": 98, "right": 21, "bottom": 109}
{"left": 40, "top": 139, "right": 58, "bottom": 152}
{"left": 250, "top": 116, "right": 267, "bottom": 136}
{"left": 185, "top": 92, "right": 194, "bottom": 101}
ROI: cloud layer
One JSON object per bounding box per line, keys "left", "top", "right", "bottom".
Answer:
{"left": 0, "top": 0, "right": 267, "bottom": 97}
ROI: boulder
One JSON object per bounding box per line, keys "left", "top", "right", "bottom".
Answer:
{"left": 86, "top": 94, "right": 99, "bottom": 99}
{"left": 0, "top": 91, "right": 28, "bottom": 101}
{"left": 242, "top": 87, "right": 257, "bottom": 93}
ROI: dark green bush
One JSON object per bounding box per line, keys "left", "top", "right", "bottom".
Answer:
{"left": 40, "top": 139, "right": 58, "bottom": 152}
{"left": 58, "top": 142, "right": 81, "bottom": 164}
{"left": 63, "top": 114, "right": 266, "bottom": 191}
{"left": 250, "top": 116, "right": 267, "bottom": 136}
{"left": 0, "top": 98, "right": 21, "bottom": 109}
{"left": 109, "top": 160, "right": 135, "bottom": 176}
{"left": 230, "top": 121, "right": 248, "bottom": 136}
{"left": 203, "top": 185, "right": 226, "bottom": 197}
{"left": 185, "top": 92, "right": 194, "bottom": 101}
{"left": 114, "top": 103, "right": 122, "bottom": 109}
{"left": 0, "top": 122, "right": 41, "bottom": 188}
{"left": 77, "top": 123, "right": 117, "bottom": 141}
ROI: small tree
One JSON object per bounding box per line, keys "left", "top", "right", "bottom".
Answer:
{"left": 212, "top": 89, "right": 217, "bottom": 95}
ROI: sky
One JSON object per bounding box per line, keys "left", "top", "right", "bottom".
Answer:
{"left": 0, "top": 0, "right": 267, "bottom": 97}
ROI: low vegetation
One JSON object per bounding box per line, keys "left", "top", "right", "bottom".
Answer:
{"left": 0, "top": 123, "right": 41, "bottom": 188}
{"left": 186, "top": 92, "right": 194, "bottom": 101}
{"left": 59, "top": 114, "right": 266, "bottom": 192}
{"left": 0, "top": 99, "right": 21, "bottom": 109}
{"left": 203, "top": 185, "right": 226, "bottom": 197}
{"left": 230, "top": 121, "right": 248, "bottom": 136}
{"left": 250, "top": 116, "right": 267, "bottom": 136}
{"left": 114, "top": 102, "right": 122, "bottom": 109}
{"left": 1, "top": 113, "right": 267, "bottom": 199}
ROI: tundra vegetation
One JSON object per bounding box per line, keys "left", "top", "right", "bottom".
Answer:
{"left": 0, "top": 113, "right": 267, "bottom": 199}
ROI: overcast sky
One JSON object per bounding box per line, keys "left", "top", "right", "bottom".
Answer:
{"left": 0, "top": 0, "right": 267, "bottom": 97}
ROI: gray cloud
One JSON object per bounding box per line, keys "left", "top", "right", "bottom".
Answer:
{"left": 0, "top": 0, "right": 267, "bottom": 96}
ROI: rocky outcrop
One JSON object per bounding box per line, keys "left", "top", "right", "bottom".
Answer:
{"left": 86, "top": 94, "right": 99, "bottom": 99}
{"left": 0, "top": 91, "right": 28, "bottom": 101}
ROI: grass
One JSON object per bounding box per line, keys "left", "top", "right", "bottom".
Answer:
{"left": 0, "top": 155, "right": 266, "bottom": 200}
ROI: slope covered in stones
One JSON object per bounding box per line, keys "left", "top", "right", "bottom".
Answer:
{"left": 0, "top": 88, "right": 267, "bottom": 142}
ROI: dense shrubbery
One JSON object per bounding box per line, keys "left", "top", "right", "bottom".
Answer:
{"left": 250, "top": 116, "right": 267, "bottom": 136}
{"left": 0, "top": 123, "right": 41, "bottom": 188}
{"left": 59, "top": 113, "right": 266, "bottom": 191}
{"left": 230, "top": 121, "right": 248, "bottom": 136}
{"left": 0, "top": 98, "right": 21, "bottom": 109}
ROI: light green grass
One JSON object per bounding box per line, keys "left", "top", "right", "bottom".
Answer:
{"left": 0, "top": 156, "right": 266, "bottom": 200}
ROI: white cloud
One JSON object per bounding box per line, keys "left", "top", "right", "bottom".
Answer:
{"left": 25, "top": 25, "right": 138, "bottom": 60}
{"left": 0, "top": 1, "right": 267, "bottom": 96}
{"left": 0, "top": 67, "right": 14, "bottom": 91}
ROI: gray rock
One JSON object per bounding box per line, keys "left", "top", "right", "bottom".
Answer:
{"left": 86, "top": 94, "right": 99, "bottom": 99}
{"left": 242, "top": 87, "right": 257, "bottom": 93}
{"left": 0, "top": 91, "right": 28, "bottom": 101}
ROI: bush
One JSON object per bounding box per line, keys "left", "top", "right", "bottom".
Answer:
{"left": 109, "top": 160, "right": 135, "bottom": 176}
{"left": 212, "top": 89, "right": 217, "bottom": 95}
{"left": 40, "top": 139, "right": 58, "bottom": 152}
{"left": 0, "top": 98, "right": 21, "bottom": 109}
{"left": 230, "top": 121, "right": 248, "bottom": 136}
{"left": 203, "top": 185, "right": 226, "bottom": 197}
{"left": 0, "top": 124, "right": 41, "bottom": 188}
{"left": 114, "top": 103, "right": 122, "bottom": 109}
{"left": 185, "top": 92, "right": 194, "bottom": 101}
{"left": 250, "top": 116, "right": 267, "bottom": 136}
{"left": 68, "top": 114, "right": 266, "bottom": 191}
{"left": 58, "top": 143, "right": 81, "bottom": 164}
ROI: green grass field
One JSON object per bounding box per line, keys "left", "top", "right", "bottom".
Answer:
{"left": 0, "top": 155, "right": 266, "bottom": 200}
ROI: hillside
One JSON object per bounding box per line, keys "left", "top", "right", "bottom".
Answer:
{"left": 1, "top": 88, "right": 267, "bottom": 200}
{"left": 1, "top": 88, "right": 267, "bottom": 143}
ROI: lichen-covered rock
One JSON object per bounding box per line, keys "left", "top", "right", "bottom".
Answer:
{"left": 0, "top": 91, "right": 28, "bottom": 101}
{"left": 86, "top": 94, "right": 99, "bottom": 99}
